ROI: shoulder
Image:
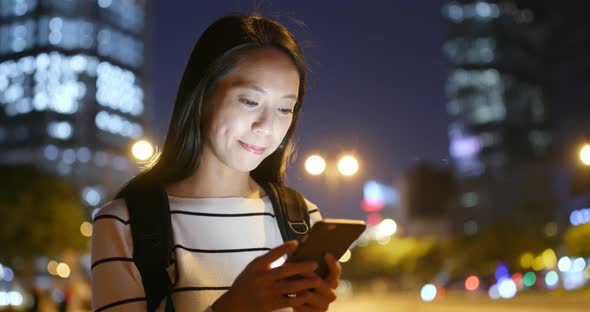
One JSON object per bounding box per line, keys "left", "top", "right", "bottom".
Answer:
{"left": 91, "top": 199, "right": 133, "bottom": 261}
{"left": 93, "top": 198, "right": 129, "bottom": 222}
{"left": 303, "top": 197, "right": 319, "bottom": 213}
{"left": 301, "top": 197, "right": 322, "bottom": 224}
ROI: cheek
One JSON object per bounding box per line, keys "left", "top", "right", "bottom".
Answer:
{"left": 209, "top": 108, "right": 246, "bottom": 138}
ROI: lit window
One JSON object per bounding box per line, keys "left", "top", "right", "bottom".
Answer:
{"left": 47, "top": 121, "right": 74, "bottom": 140}
{"left": 462, "top": 192, "right": 479, "bottom": 208}
{"left": 464, "top": 220, "right": 478, "bottom": 236}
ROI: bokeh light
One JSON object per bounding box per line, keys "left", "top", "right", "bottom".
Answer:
{"left": 378, "top": 219, "right": 398, "bottom": 236}
{"left": 498, "top": 278, "right": 517, "bottom": 299}
{"left": 0, "top": 292, "right": 7, "bottom": 306}
{"left": 338, "top": 155, "right": 359, "bottom": 176}
{"left": 572, "top": 257, "right": 586, "bottom": 272}
{"left": 512, "top": 272, "right": 524, "bottom": 288}
{"left": 465, "top": 275, "right": 480, "bottom": 291}
{"left": 305, "top": 155, "right": 326, "bottom": 175}
{"left": 519, "top": 252, "right": 534, "bottom": 269}
{"left": 80, "top": 221, "right": 93, "bottom": 237}
{"left": 132, "top": 139, "right": 154, "bottom": 161}
{"left": 47, "top": 260, "right": 58, "bottom": 276}
{"left": 532, "top": 256, "right": 545, "bottom": 271}
{"left": 56, "top": 263, "right": 70, "bottom": 278}
{"left": 8, "top": 292, "right": 22, "bottom": 306}
{"left": 495, "top": 262, "right": 510, "bottom": 281}
{"left": 366, "top": 212, "right": 382, "bottom": 226}
{"left": 545, "top": 270, "right": 559, "bottom": 288}
{"left": 558, "top": 257, "right": 572, "bottom": 272}
{"left": 542, "top": 249, "right": 557, "bottom": 269}
{"left": 523, "top": 271, "right": 536, "bottom": 287}
{"left": 2, "top": 268, "right": 13, "bottom": 282}
{"left": 488, "top": 284, "right": 500, "bottom": 299}
{"left": 420, "top": 284, "right": 437, "bottom": 302}
{"left": 580, "top": 144, "right": 590, "bottom": 166}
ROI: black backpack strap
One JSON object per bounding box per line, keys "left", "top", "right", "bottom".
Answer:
{"left": 123, "top": 182, "right": 175, "bottom": 312}
{"left": 261, "top": 182, "right": 310, "bottom": 242}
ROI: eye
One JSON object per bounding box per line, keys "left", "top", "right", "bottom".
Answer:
{"left": 278, "top": 108, "right": 294, "bottom": 115}
{"left": 238, "top": 98, "right": 258, "bottom": 107}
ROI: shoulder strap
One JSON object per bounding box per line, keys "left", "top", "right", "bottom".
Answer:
{"left": 261, "top": 182, "right": 311, "bottom": 242}
{"left": 123, "top": 182, "right": 175, "bottom": 312}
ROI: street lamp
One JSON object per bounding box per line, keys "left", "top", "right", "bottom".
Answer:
{"left": 580, "top": 143, "right": 590, "bottom": 166}
{"left": 304, "top": 154, "right": 360, "bottom": 177}
{"left": 132, "top": 139, "right": 155, "bottom": 161}
{"left": 338, "top": 155, "right": 359, "bottom": 176}
{"left": 305, "top": 155, "right": 326, "bottom": 175}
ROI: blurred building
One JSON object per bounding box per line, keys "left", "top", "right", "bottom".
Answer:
{"left": 0, "top": 0, "right": 149, "bottom": 214}
{"left": 442, "top": 1, "right": 559, "bottom": 236}
{"left": 399, "top": 163, "right": 457, "bottom": 238}
{"left": 545, "top": 2, "right": 590, "bottom": 230}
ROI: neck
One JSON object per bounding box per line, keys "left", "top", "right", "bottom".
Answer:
{"left": 166, "top": 164, "right": 260, "bottom": 199}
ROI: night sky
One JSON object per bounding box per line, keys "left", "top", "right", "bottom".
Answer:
{"left": 147, "top": 2, "right": 590, "bottom": 219}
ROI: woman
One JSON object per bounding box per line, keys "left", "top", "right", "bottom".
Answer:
{"left": 91, "top": 14, "right": 340, "bottom": 312}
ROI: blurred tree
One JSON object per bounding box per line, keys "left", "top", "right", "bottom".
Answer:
{"left": 0, "top": 164, "right": 88, "bottom": 268}
{"left": 446, "top": 220, "right": 549, "bottom": 277}
{"left": 563, "top": 223, "right": 590, "bottom": 257}
{"left": 341, "top": 237, "right": 443, "bottom": 288}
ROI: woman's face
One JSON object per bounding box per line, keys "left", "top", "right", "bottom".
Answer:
{"left": 202, "top": 48, "right": 300, "bottom": 173}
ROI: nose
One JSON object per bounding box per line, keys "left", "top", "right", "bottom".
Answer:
{"left": 252, "top": 108, "right": 274, "bottom": 135}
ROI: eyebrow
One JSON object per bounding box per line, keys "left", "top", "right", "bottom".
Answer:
{"left": 234, "top": 83, "right": 298, "bottom": 101}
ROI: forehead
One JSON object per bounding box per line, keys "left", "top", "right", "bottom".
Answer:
{"left": 224, "top": 48, "right": 300, "bottom": 93}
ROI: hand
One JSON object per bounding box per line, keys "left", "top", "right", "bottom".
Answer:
{"left": 292, "top": 253, "right": 341, "bottom": 312}
{"left": 212, "top": 241, "right": 323, "bottom": 312}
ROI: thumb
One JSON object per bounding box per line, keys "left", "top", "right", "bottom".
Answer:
{"left": 252, "top": 240, "right": 298, "bottom": 270}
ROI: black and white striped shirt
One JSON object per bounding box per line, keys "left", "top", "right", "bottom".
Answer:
{"left": 91, "top": 195, "right": 321, "bottom": 312}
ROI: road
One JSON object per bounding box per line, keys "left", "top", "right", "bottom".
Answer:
{"left": 329, "top": 290, "right": 589, "bottom": 312}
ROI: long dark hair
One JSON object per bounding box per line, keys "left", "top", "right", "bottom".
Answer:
{"left": 118, "top": 14, "right": 307, "bottom": 197}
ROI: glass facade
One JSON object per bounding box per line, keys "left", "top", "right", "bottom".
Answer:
{"left": 0, "top": 0, "right": 148, "bottom": 213}
{"left": 443, "top": 1, "right": 553, "bottom": 235}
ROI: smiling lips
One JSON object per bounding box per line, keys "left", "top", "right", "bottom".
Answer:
{"left": 239, "top": 141, "right": 266, "bottom": 155}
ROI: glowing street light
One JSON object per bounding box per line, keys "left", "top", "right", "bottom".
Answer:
{"left": 80, "top": 221, "right": 93, "bottom": 237}
{"left": 132, "top": 139, "right": 155, "bottom": 161}
{"left": 580, "top": 144, "right": 590, "bottom": 166}
{"left": 338, "top": 155, "right": 359, "bottom": 176}
{"left": 56, "top": 263, "right": 70, "bottom": 278}
{"left": 378, "top": 219, "right": 398, "bottom": 236}
{"left": 305, "top": 155, "right": 326, "bottom": 175}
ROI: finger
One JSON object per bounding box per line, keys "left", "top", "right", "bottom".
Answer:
{"left": 324, "top": 253, "right": 341, "bottom": 288}
{"left": 274, "top": 276, "right": 322, "bottom": 295}
{"left": 250, "top": 241, "right": 299, "bottom": 271}
{"left": 293, "top": 304, "right": 317, "bottom": 312}
{"left": 299, "top": 271, "right": 318, "bottom": 279}
{"left": 267, "top": 261, "right": 318, "bottom": 281}
{"left": 298, "top": 286, "right": 334, "bottom": 311}
{"left": 295, "top": 297, "right": 330, "bottom": 312}
{"left": 312, "top": 281, "right": 337, "bottom": 303}
{"left": 271, "top": 290, "right": 312, "bottom": 310}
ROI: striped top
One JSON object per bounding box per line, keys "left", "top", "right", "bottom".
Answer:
{"left": 91, "top": 195, "right": 322, "bottom": 312}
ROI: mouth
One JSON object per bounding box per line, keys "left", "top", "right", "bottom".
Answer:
{"left": 238, "top": 141, "right": 266, "bottom": 155}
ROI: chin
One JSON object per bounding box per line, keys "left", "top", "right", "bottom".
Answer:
{"left": 233, "top": 161, "right": 263, "bottom": 173}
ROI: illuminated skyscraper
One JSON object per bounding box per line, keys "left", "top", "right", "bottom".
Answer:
{"left": 0, "top": 0, "right": 148, "bottom": 211}
{"left": 443, "top": 1, "right": 557, "bottom": 235}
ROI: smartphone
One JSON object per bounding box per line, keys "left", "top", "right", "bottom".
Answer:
{"left": 286, "top": 219, "right": 367, "bottom": 278}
